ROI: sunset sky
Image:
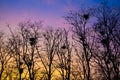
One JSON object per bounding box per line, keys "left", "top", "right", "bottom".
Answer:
{"left": 0, "top": 0, "right": 120, "bottom": 32}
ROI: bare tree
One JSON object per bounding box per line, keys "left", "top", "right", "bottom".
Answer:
{"left": 55, "top": 29, "right": 72, "bottom": 80}
{"left": 65, "top": 10, "right": 93, "bottom": 80}
{"left": 8, "top": 26, "right": 24, "bottom": 80}
{"left": 40, "top": 27, "right": 62, "bottom": 80}
{"left": 93, "top": 1, "right": 120, "bottom": 79}
{"left": 0, "top": 32, "right": 12, "bottom": 80}
{"left": 8, "top": 21, "right": 42, "bottom": 80}
{"left": 18, "top": 21, "right": 42, "bottom": 80}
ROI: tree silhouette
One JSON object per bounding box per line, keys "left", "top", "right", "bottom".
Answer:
{"left": 0, "top": 1, "right": 120, "bottom": 79}
{"left": 65, "top": 10, "right": 93, "bottom": 80}
{"left": 0, "top": 32, "right": 12, "bottom": 80}
{"left": 93, "top": 1, "right": 120, "bottom": 80}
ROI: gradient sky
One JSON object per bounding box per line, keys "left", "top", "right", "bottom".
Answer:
{"left": 0, "top": 0, "right": 120, "bottom": 33}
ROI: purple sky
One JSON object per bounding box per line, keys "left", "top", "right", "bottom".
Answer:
{"left": 0, "top": 0, "right": 120, "bottom": 32}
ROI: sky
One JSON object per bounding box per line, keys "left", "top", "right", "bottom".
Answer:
{"left": 0, "top": 0, "right": 120, "bottom": 33}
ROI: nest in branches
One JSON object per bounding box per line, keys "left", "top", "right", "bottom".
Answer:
{"left": 19, "top": 68, "right": 23, "bottom": 74}
{"left": 28, "top": 61, "right": 32, "bottom": 66}
{"left": 83, "top": 14, "right": 89, "bottom": 20}
{"left": 100, "top": 31, "right": 105, "bottom": 35}
{"left": 29, "top": 37, "right": 37, "bottom": 46}
{"left": 61, "top": 45, "right": 66, "bottom": 49}
{"left": 101, "top": 37, "right": 109, "bottom": 45}
{"left": 19, "top": 62, "right": 23, "bottom": 66}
